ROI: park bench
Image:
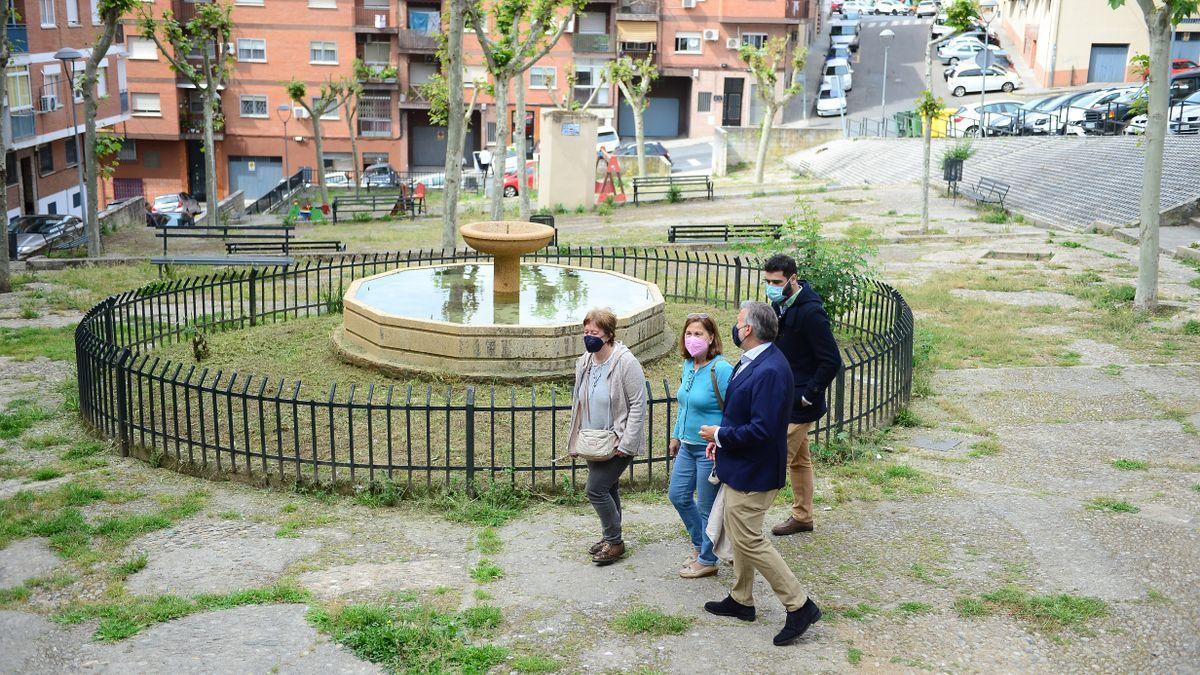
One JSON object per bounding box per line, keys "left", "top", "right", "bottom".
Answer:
{"left": 958, "top": 176, "right": 1010, "bottom": 209}
{"left": 631, "top": 175, "right": 714, "bottom": 206}
{"left": 331, "top": 193, "right": 414, "bottom": 223}
{"left": 225, "top": 240, "right": 345, "bottom": 254}
{"left": 154, "top": 223, "right": 295, "bottom": 255}
{"left": 51, "top": 233, "right": 89, "bottom": 251}
{"left": 667, "top": 223, "right": 782, "bottom": 243}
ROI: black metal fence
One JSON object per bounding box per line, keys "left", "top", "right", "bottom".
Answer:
{"left": 75, "top": 248, "right": 913, "bottom": 492}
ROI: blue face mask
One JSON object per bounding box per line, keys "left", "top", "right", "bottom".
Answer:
{"left": 765, "top": 284, "right": 785, "bottom": 303}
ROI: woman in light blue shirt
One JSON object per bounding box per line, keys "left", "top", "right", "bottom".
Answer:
{"left": 669, "top": 313, "right": 733, "bottom": 578}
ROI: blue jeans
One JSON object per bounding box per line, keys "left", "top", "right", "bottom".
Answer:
{"left": 669, "top": 442, "right": 719, "bottom": 566}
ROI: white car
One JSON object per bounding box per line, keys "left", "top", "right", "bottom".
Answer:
{"left": 840, "top": 0, "right": 873, "bottom": 12}
{"left": 938, "top": 38, "right": 1003, "bottom": 65}
{"left": 829, "top": 19, "right": 860, "bottom": 52}
{"left": 597, "top": 125, "right": 620, "bottom": 153}
{"left": 873, "top": 0, "right": 907, "bottom": 14}
{"left": 930, "top": 13, "right": 955, "bottom": 37}
{"left": 824, "top": 58, "right": 854, "bottom": 92}
{"left": 947, "top": 65, "right": 1021, "bottom": 96}
{"left": 948, "top": 99, "right": 1022, "bottom": 136}
{"left": 815, "top": 84, "right": 847, "bottom": 117}
{"left": 915, "top": 1, "right": 938, "bottom": 17}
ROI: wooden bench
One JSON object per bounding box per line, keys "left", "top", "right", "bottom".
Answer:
{"left": 631, "top": 175, "right": 713, "bottom": 206}
{"left": 225, "top": 240, "right": 345, "bottom": 254}
{"left": 331, "top": 194, "right": 413, "bottom": 223}
{"left": 154, "top": 224, "right": 295, "bottom": 255}
{"left": 958, "top": 177, "right": 1010, "bottom": 208}
{"left": 668, "top": 223, "right": 782, "bottom": 243}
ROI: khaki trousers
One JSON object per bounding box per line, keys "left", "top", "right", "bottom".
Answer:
{"left": 786, "top": 422, "right": 815, "bottom": 523}
{"left": 724, "top": 486, "right": 807, "bottom": 612}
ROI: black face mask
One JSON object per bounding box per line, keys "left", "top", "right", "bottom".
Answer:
{"left": 584, "top": 335, "right": 605, "bottom": 353}
{"left": 731, "top": 324, "right": 744, "bottom": 348}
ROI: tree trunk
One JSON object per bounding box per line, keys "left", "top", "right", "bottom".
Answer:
{"left": 753, "top": 105, "right": 775, "bottom": 188}
{"left": 201, "top": 53, "right": 219, "bottom": 217}
{"left": 489, "top": 75, "right": 509, "bottom": 220}
{"left": 346, "top": 102, "right": 361, "bottom": 197}
{"left": 83, "top": 91, "right": 100, "bottom": 255}
{"left": 0, "top": 58, "right": 9, "bottom": 293}
{"left": 515, "top": 81, "right": 530, "bottom": 220}
{"left": 1136, "top": 9, "right": 1170, "bottom": 313}
{"left": 633, "top": 100, "right": 646, "bottom": 178}
{"left": 441, "top": 0, "right": 466, "bottom": 250}
{"left": 920, "top": 38, "right": 934, "bottom": 234}
{"left": 311, "top": 115, "right": 330, "bottom": 207}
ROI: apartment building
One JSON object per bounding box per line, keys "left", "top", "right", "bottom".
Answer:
{"left": 4, "top": 0, "right": 130, "bottom": 218}
{"left": 998, "top": 0, "right": 1200, "bottom": 87}
{"left": 111, "top": 0, "right": 813, "bottom": 204}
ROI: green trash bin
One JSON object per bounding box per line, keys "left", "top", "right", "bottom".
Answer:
{"left": 893, "top": 111, "right": 922, "bottom": 138}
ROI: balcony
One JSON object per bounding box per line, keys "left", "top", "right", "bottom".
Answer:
{"left": 572, "top": 32, "right": 613, "bottom": 53}
{"left": 573, "top": 86, "right": 612, "bottom": 107}
{"left": 179, "top": 112, "right": 226, "bottom": 139}
{"left": 785, "top": 0, "right": 808, "bottom": 20}
{"left": 397, "top": 28, "right": 438, "bottom": 52}
{"left": 618, "top": 42, "right": 657, "bottom": 64}
{"left": 397, "top": 85, "right": 432, "bottom": 110}
{"left": 6, "top": 23, "right": 27, "bottom": 53}
{"left": 355, "top": 5, "right": 397, "bottom": 32}
{"left": 617, "top": 0, "right": 658, "bottom": 20}
{"left": 10, "top": 110, "right": 35, "bottom": 141}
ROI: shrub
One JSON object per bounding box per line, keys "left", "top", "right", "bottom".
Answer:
{"left": 941, "top": 138, "right": 975, "bottom": 163}
{"left": 666, "top": 185, "right": 683, "bottom": 203}
{"left": 352, "top": 212, "right": 372, "bottom": 223}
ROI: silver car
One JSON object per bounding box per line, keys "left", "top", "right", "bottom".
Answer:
{"left": 7, "top": 214, "right": 85, "bottom": 259}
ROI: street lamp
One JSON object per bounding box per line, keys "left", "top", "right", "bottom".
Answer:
{"left": 977, "top": 0, "right": 999, "bottom": 137}
{"left": 54, "top": 48, "right": 86, "bottom": 222}
{"left": 880, "top": 29, "right": 895, "bottom": 135}
{"left": 276, "top": 104, "right": 293, "bottom": 178}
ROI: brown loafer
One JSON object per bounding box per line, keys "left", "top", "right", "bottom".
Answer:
{"left": 592, "top": 541, "right": 626, "bottom": 566}
{"left": 771, "top": 517, "right": 814, "bottom": 536}
{"left": 680, "top": 561, "right": 718, "bottom": 578}
{"left": 588, "top": 539, "right": 606, "bottom": 555}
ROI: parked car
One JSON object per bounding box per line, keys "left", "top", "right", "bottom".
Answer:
{"left": 915, "top": 0, "right": 938, "bottom": 16}
{"left": 614, "top": 141, "right": 672, "bottom": 165}
{"left": 824, "top": 58, "right": 854, "bottom": 92}
{"left": 1018, "top": 90, "right": 1095, "bottom": 134}
{"left": 1172, "top": 58, "right": 1199, "bottom": 74}
{"left": 597, "top": 125, "right": 620, "bottom": 153}
{"left": 815, "top": 83, "right": 847, "bottom": 117}
{"left": 827, "top": 44, "right": 852, "bottom": 62}
{"left": 151, "top": 192, "right": 201, "bottom": 218}
{"left": 838, "top": 0, "right": 873, "bottom": 13}
{"left": 361, "top": 162, "right": 400, "bottom": 188}
{"left": 502, "top": 163, "right": 536, "bottom": 197}
{"left": 930, "top": 13, "right": 956, "bottom": 37}
{"left": 830, "top": 19, "right": 861, "bottom": 52}
{"left": 948, "top": 99, "right": 1023, "bottom": 136}
{"left": 7, "top": 214, "right": 85, "bottom": 259}
{"left": 987, "top": 95, "right": 1054, "bottom": 135}
{"left": 938, "top": 37, "right": 1003, "bottom": 65}
{"left": 873, "top": 0, "right": 908, "bottom": 14}
{"left": 947, "top": 65, "right": 1020, "bottom": 96}
{"left": 956, "top": 29, "right": 1001, "bottom": 47}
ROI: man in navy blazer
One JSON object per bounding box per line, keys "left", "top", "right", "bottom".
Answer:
{"left": 699, "top": 302, "right": 821, "bottom": 646}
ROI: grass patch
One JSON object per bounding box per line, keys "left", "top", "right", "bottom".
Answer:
{"left": 55, "top": 583, "right": 310, "bottom": 642}
{"left": 967, "top": 439, "right": 1001, "bottom": 458}
{"left": 897, "top": 601, "right": 933, "bottom": 615}
{"left": 111, "top": 553, "right": 149, "bottom": 577}
{"left": 847, "top": 647, "right": 863, "bottom": 665}
{"left": 30, "top": 467, "right": 65, "bottom": 481}
{"left": 0, "top": 326, "right": 78, "bottom": 361}
{"left": 1110, "top": 458, "right": 1148, "bottom": 471}
{"left": 893, "top": 407, "right": 924, "bottom": 428}
{"left": 460, "top": 604, "right": 504, "bottom": 633}
{"left": 834, "top": 603, "right": 880, "bottom": 621}
{"left": 953, "top": 597, "right": 990, "bottom": 617}
{"left": 470, "top": 559, "right": 504, "bottom": 583}
{"left": 610, "top": 606, "right": 694, "bottom": 636}
{"left": 475, "top": 527, "right": 502, "bottom": 555}
{"left": 24, "top": 433, "right": 71, "bottom": 449}
{"left": 1100, "top": 364, "right": 1125, "bottom": 376}
{"left": 1086, "top": 497, "right": 1139, "bottom": 513}
{"left": 307, "top": 598, "right": 508, "bottom": 673}
{"left": 978, "top": 586, "right": 1108, "bottom": 632}
{"left": 511, "top": 654, "right": 561, "bottom": 673}
{"left": 0, "top": 400, "right": 51, "bottom": 440}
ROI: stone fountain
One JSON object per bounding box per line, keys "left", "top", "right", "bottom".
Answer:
{"left": 332, "top": 221, "right": 670, "bottom": 379}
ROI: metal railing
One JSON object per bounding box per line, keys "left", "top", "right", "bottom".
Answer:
{"left": 75, "top": 249, "right": 913, "bottom": 493}
{"left": 355, "top": 5, "right": 395, "bottom": 28}
{"left": 245, "top": 167, "right": 312, "bottom": 215}
{"left": 572, "top": 33, "right": 614, "bottom": 53}
{"left": 618, "top": 0, "right": 659, "bottom": 15}
{"left": 6, "top": 23, "right": 28, "bottom": 52}
{"left": 10, "top": 110, "right": 35, "bottom": 140}
{"left": 396, "top": 28, "right": 438, "bottom": 50}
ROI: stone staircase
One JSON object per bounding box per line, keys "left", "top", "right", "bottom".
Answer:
{"left": 785, "top": 136, "right": 1200, "bottom": 232}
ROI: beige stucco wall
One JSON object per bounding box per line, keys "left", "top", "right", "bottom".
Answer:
{"left": 538, "top": 110, "right": 601, "bottom": 212}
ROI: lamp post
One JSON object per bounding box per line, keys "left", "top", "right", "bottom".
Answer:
{"left": 276, "top": 104, "right": 293, "bottom": 178}
{"left": 880, "top": 28, "right": 895, "bottom": 135}
{"left": 978, "top": 0, "right": 999, "bottom": 137}
{"left": 54, "top": 48, "right": 86, "bottom": 223}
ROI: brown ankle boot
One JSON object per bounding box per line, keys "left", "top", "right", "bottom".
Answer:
{"left": 588, "top": 539, "right": 606, "bottom": 555}
{"left": 772, "top": 517, "right": 814, "bottom": 536}
{"left": 592, "top": 541, "right": 626, "bottom": 566}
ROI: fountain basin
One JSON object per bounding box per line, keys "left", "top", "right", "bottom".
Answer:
{"left": 334, "top": 263, "right": 670, "bottom": 379}
{"left": 460, "top": 221, "right": 555, "bottom": 296}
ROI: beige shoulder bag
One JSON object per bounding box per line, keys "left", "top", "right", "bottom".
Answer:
{"left": 573, "top": 361, "right": 618, "bottom": 461}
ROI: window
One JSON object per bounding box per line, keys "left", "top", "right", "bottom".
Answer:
{"left": 362, "top": 40, "right": 390, "bottom": 65}
{"left": 7, "top": 69, "right": 32, "bottom": 110}
{"left": 674, "top": 32, "right": 701, "bottom": 54}
{"left": 96, "top": 66, "right": 107, "bottom": 97}
{"left": 741, "top": 33, "right": 768, "bottom": 49}
{"left": 42, "top": 71, "right": 62, "bottom": 109}
{"left": 358, "top": 93, "right": 391, "bottom": 137}
{"left": 408, "top": 7, "right": 440, "bottom": 35}
{"left": 313, "top": 97, "right": 339, "bottom": 119}
{"left": 143, "top": 150, "right": 160, "bottom": 169}
{"left": 239, "top": 94, "right": 268, "bottom": 117}
{"left": 38, "top": 144, "right": 54, "bottom": 175}
{"left": 529, "top": 66, "right": 555, "bottom": 89}
{"left": 65, "top": 0, "right": 79, "bottom": 24}
{"left": 310, "top": 41, "right": 338, "bottom": 64}
{"left": 236, "top": 0, "right": 264, "bottom": 6}
{"left": 65, "top": 137, "right": 78, "bottom": 166}
{"left": 697, "top": 91, "right": 712, "bottom": 112}
{"left": 117, "top": 139, "right": 137, "bottom": 161}
{"left": 72, "top": 190, "right": 80, "bottom": 208}
{"left": 237, "top": 38, "right": 267, "bottom": 62}
{"left": 40, "top": 0, "right": 54, "bottom": 26}
{"left": 131, "top": 92, "right": 161, "bottom": 116}
{"left": 308, "top": 0, "right": 335, "bottom": 8}
{"left": 128, "top": 37, "right": 158, "bottom": 60}
{"left": 574, "top": 62, "right": 609, "bottom": 106}
{"left": 5, "top": 154, "right": 16, "bottom": 187}
{"left": 464, "top": 65, "right": 487, "bottom": 86}
{"left": 486, "top": 121, "right": 496, "bottom": 143}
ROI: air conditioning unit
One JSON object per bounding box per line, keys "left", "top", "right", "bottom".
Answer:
{"left": 38, "top": 95, "right": 58, "bottom": 113}
{"left": 702, "top": 29, "right": 719, "bottom": 41}
{"left": 374, "top": 13, "right": 387, "bottom": 28}
{"left": 294, "top": 106, "right": 310, "bottom": 119}
{"left": 725, "top": 37, "right": 739, "bottom": 49}
{"left": 682, "top": 0, "right": 697, "bottom": 7}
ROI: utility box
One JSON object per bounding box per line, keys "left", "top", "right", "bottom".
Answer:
{"left": 537, "top": 109, "right": 599, "bottom": 212}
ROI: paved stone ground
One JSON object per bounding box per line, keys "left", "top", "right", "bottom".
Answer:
{"left": 1, "top": 180, "right": 1198, "bottom": 673}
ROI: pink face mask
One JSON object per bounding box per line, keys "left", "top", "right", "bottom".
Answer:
{"left": 684, "top": 336, "right": 709, "bottom": 358}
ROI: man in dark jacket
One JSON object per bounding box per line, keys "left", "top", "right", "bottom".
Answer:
{"left": 698, "top": 302, "right": 821, "bottom": 646}
{"left": 763, "top": 254, "right": 843, "bottom": 536}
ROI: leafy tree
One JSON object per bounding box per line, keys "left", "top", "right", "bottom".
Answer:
{"left": 342, "top": 69, "right": 366, "bottom": 195}
{"left": 0, "top": 0, "right": 15, "bottom": 291}
{"left": 467, "top": 0, "right": 582, "bottom": 220}
{"left": 920, "top": 0, "right": 976, "bottom": 233}
{"left": 545, "top": 60, "right": 606, "bottom": 111}
{"left": 138, "top": 2, "right": 234, "bottom": 216}
{"left": 605, "top": 55, "right": 658, "bottom": 178}
{"left": 737, "top": 36, "right": 806, "bottom": 188}
{"left": 286, "top": 77, "right": 354, "bottom": 208}
{"left": 914, "top": 89, "right": 944, "bottom": 234}
{"left": 1108, "top": 0, "right": 1199, "bottom": 312}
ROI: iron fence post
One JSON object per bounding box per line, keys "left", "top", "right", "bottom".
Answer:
{"left": 832, "top": 365, "right": 846, "bottom": 435}
{"left": 103, "top": 297, "right": 116, "bottom": 345}
{"left": 465, "top": 387, "right": 476, "bottom": 497}
{"left": 248, "top": 268, "right": 258, "bottom": 327}
{"left": 733, "top": 256, "right": 743, "bottom": 305}
{"left": 114, "top": 348, "right": 132, "bottom": 457}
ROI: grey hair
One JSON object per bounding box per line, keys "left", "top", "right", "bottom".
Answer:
{"left": 739, "top": 301, "right": 779, "bottom": 342}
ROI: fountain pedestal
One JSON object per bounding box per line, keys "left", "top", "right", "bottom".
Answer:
{"left": 459, "top": 221, "right": 555, "bottom": 296}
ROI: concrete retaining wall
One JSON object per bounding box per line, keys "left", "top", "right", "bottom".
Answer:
{"left": 195, "top": 189, "right": 246, "bottom": 227}
{"left": 98, "top": 196, "right": 146, "bottom": 232}
{"left": 712, "top": 126, "right": 842, "bottom": 176}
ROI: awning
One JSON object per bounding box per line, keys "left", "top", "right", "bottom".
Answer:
{"left": 617, "top": 21, "right": 657, "bottom": 43}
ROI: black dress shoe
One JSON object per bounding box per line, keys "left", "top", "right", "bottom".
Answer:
{"left": 774, "top": 598, "right": 821, "bottom": 646}
{"left": 704, "top": 595, "right": 756, "bottom": 622}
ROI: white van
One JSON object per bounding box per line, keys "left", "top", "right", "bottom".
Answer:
{"left": 829, "top": 20, "right": 860, "bottom": 53}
